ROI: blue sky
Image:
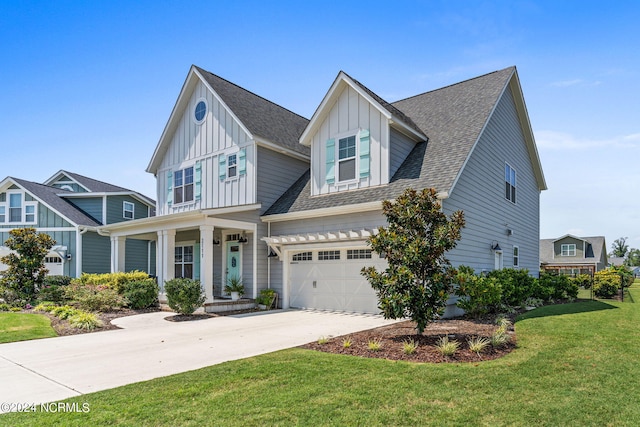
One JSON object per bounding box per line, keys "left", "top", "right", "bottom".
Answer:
{"left": 1, "top": 1, "right": 639, "bottom": 251}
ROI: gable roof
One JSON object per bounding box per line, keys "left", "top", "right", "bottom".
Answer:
{"left": 539, "top": 235, "right": 607, "bottom": 266}
{"left": 147, "top": 65, "right": 310, "bottom": 174}
{"left": 6, "top": 177, "right": 101, "bottom": 227}
{"left": 265, "top": 67, "right": 542, "bottom": 216}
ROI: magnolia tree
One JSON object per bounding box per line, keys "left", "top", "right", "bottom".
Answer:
{"left": 0, "top": 228, "right": 55, "bottom": 304}
{"left": 361, "top": 188, "right": 465, "bottom": 334}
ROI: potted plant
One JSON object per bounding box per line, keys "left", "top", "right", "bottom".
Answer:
{"left": 224, "top": 276, "right": 244, "bottom": 301}
{"left": 256, "top": 288, "right": 276, "bottom": 310}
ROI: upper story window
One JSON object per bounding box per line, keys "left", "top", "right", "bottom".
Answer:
{"left": 228, "top": 154, "right": 237, "bottom": 179}
{"left": 338, "top": 136, "right": 357, "bottom": 181}
{"left": 194, "top": 99, "right": 207, "bottom": 124}
{"left": 174, "top": 167, "right": 194, "bottom": 204}
{"left": 505, "top": 163, "right": 516, "bottom": 203}
{"left": 561, "top": 244, "right": 576, "bottom": 256}
{"left": 123, "top": 201, "right": 135, "bottom": 220}
{"left": 0, "top": 192, "right": 37, "bottom": 224}
{"left": 513, "top": 246, "right": 519, "bottom": 267}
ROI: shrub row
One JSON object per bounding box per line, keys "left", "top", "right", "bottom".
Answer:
{"left": 454, "top": 267, "right": 579, "bottom": 317}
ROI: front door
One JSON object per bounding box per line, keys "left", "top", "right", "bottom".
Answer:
{"left": 226, "top": 241, "right": 241, "bottom": 282}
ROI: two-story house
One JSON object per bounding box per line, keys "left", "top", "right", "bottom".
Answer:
{"left": 0, "top": 170, "right": 155, "bottom": 277}
{"left": 101, "top": 65, "right": 546, "bottom": 315}
{"left": 540, "top": 235, "right": 608, "bottom": 275}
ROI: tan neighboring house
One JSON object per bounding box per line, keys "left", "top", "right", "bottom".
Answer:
{"left": 539, "top": 235, "right": 608, "bottom": 275}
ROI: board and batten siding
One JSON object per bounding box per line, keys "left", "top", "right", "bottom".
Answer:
{"left": 389, "top": 128, "right": 417, "bottom": 177}
{"left": 256, "top": 146, "right": 309, "bottom": 215}
{"left": 442, "top": 86, "right": 540, "bottom": 276}
{"left": 156, "top": 80, "right": 255, "bottom": 216}
{"left": 82, "top": 232, "right": 111, "bottom": 274}
{"left": 310, "top": 84, "right": 389, "bottom": 196}
{"left": 67, "top": 197, "right": 102, "bottom": 224}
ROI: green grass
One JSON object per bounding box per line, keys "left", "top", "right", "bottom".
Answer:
{"left": 4, "top": 287, "right": 640, "bottom": 426}
{"left": 0, "top": 313, "right": 57, "bottom": 344}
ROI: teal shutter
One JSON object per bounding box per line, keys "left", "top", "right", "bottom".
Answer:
{"left": 325, "top": 138, "right": 335, "bottom": 184}
{"left": 238, "top": 148, "right": 246, "bottom": 175}
{"left": 359, "top": 129, "right": 370, "bottom": 178}
{"left": 218, "top": 154, "right": 226, "bottom": 180}
{"left": 193, "top": 242, "right": 200, "bottom": 280}
{"left": 167, "top": 171, "right": 173, "bottom": 206}
{"left": 194, "top": 161, "right": 202, "bottom": 200}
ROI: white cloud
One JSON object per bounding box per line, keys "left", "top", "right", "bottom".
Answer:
{"left": 536, "top": 130, "right": 640, "bottom": 150}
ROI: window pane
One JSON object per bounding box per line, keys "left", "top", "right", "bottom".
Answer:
{"left": 175, "top": 264, "right": 183, "bottom": 278}
{"left": 184, "top": 183, "right": 194, "bottom": 202}
{"left": 339, "top": 158, "right": 355, "bottom": 181}
{"left": 184, "top": 167, "right": 194, "bottom": 184}
{"left": 9, "top": 193, "right": 21, "bottom": 208}
{"left": 174, "top": 170, "right": 183, "bottom": 187}
{"left": 174, "top": 187, "right": 183, "bottom": 204}
{"left": 228, "top": 154, "right": 237, "bottom": 166}
{"left": 511, "top": 186, "right": 516, "bottom": 203}
{"left": 183, "top": 264, "right": 193, "bottom": 279}
{"left": 511, "top": 169, "right": 516, "bottom": 186}
{"left": 175, "top": 247, "right": 183, "bottom": 262}
{"left": 9, "top": 207, "right": 21, "bottom": 222}
{"left": 183, "top": 246, "right": 193, "bottom": 262}
{"left": 228, "top": 166, "right": 237, "bottom": 178}
{"left": 339, "top": 136, "right": 356, "bottom": 160}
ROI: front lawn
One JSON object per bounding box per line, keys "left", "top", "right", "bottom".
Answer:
{"left": 0, "top": 313, "right": 57, "bottom": 344}
{"left": 3, "top": 287, "right": 640, "bottom": 426}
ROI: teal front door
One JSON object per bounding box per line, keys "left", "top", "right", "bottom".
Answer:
{"left": 226, "top": 241, "right": 241, "bottom": 282}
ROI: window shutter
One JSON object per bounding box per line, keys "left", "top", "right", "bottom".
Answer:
{"left": 325, "top": 138, "right": 335, "bottom": 184}
{"left": 359, "top": 129, "right": 370, "bottom": 178}
{"left": 238, "top": 148, "right": 246, "bottom": 175}
{"left": 218, "top": 154, "right": 226, "bottom": 180}
{"left": 194, "top": 161, "right": 202, "bottom": 200}
{"left": 167, "top": 171, "right": 173, "bottom": 206}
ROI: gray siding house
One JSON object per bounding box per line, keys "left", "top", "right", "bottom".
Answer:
{"left": 540, "top": 235, "right": 608, "bottom": 275}
{"left": 0, "top": 171, "right": 155, "bottom": 277}
{"left": 103, "top": 65, "right": 546, "bottom": 315}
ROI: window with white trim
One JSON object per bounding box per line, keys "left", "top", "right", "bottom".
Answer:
{"left": 0, "top": 192, "right": 37, "bottom": 224}
{"left": 318, "top": 250, "right": 341, "bottom": 260}
{"left": 123, "top": 201, "right": 135, "bottom": 220}
{"left": 338, "top": 135, "right": 356, "bottom": 181}
{"left": 174, "top": 245, "right": 194, "bottom": 279}
{"left": 347, "top": 249, "right": 372, "bottom": 259}
{"left": 513, "top": 246, "right": 519, "bottom": 267}
{"left": 227, "top": 154, "right": 237, "bottom": 179}
{"left": 505, "top": 163, "right": 516, "bottom": 203}
{"left": 45, "top": 256, "right": 62, "bottom": 264}
{"left": 174, "top": 167, "right": 194, "bottom": 204}
{"left": 561, "top": 244, "right": 576, "bottom": 256}
{"left": 292, "top": 252, "right": 312, "bottom": 262}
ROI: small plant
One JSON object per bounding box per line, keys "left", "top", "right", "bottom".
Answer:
{"left": 223, "top": 276, "right": 245, "bottom": 296}
{"left": 9, "top": 306, "right": 22, "bottom": 312}
{"left": 368, "top": 338, "right": 382, "bottom": 351}
{"left": 342, "top": 337, "right": 352, "bottom": 348}
{"left": 495, "top": 316, "right": 512, "bottom": 332}
{"left": 523, "top": 297, "right": 544, "bottom": 308}
{"left": 436, "top": 336, "right": 460, "bottom": 356}
{"left": 165, "top": 278, "right": 205, "bottom": 315}
{"left": 0, "top": 303, "right": 11, "bottom": 312}
{"left": 490, "top": 331, "right": 511, "bottom": 347}
{"left": 317, "top": 336, "right": 329, "bottom": 345}
{"left": 50, "top": 305, "right": 80, "bottom": 320}
{"left": 402, "top": 339, "right": 418, "bottom": 355}
{"left": 33, "top": 302, "right": 57, "bottom": 312}
{"left": 467, "top": 336, "right": 490, "bottom": 355}
{"left": 256, "top": 288, "right": 276, "bottom": 307}
{"left": 68, "top": 311, "right": 103, "bottom": 330}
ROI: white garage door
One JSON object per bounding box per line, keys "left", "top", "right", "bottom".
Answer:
{"left": 289, "top": 248, "right": 386, "bottom": 314}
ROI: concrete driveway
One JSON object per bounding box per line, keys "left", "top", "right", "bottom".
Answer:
{"left": 0, "top": 309, "right": 395, "bottom": 410}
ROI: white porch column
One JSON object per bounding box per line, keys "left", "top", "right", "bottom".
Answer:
{"left": 252, "top": 224, "right": 257, "bottom": 299}
{"left": 156, "top": 231, "right": 164, "bottom": 293}
{"left": 110, "top": 236, "right": 126, "bottom": 272}
{"left": 162, "top": 229, "right": 176, "bottom": 284}
{"left": 200, "top": 225, "right": 215, "bottom": 303}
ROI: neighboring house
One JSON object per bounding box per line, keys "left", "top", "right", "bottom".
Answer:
{"left": 539, "top": 235, "right": 608, "bottom": 275}
{"left": 101, "top": 64, "right": 546, "bottom": 315}
{"left": 0, "top": 170, "right": 155, "bottom": 277}
{"left": 608, "top": 257, "right": 625, "bottom": 267}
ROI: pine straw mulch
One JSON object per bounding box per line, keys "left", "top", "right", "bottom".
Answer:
{"left": 301, "top": 317, "right": 517, "bottom": 363}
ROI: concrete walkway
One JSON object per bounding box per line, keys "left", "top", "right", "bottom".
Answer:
{"left": 0, "top": 310, "right": 395, "bottom": 410}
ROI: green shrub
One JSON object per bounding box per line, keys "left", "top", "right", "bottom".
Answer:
{"left": 164, "top": 278, "right": 205, "bottom": 315}
{"left": 50, "top": 305, "right": 80, "bottom": 320}
{"left": 122, "top": 279, "right": 159, "bottom": 309}
{"left": 0, "top": 303, "right": 10, "bottom": 312}
{"left": 33, "top": 302, "right": 57, "bottom": 312}
{"left": 75, "top": 271, "right": 151, "bottom": 294}
{"left": 257, "top": 288, "right": 276, "bottom": 307}
{"left": 571, "top": 274, "right": 593, "bottom": 289}
{"left": 536, "top": 272, "right": 578, "bottom": 301}
{"left": 487, "top": 269, "right": 535, "bottom": 307}
{"left": 65, "top": 282, "right": 124, "bottom": 312}
{"left": 593, "top": 271, "right": 620, "bottom": 298}
{"left": 37, "top": 283, "right": 69, "bottom": 304}
{"left": 68, "top": 311, "right": 103, "bottom": 330}
{"left": 454, "top": 266, "right": 502, "bottom": 316}
{"left": 42, "top": 275, "right": 72, "bottom": 287}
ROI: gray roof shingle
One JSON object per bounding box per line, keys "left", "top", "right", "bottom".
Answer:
{"left": 539, "top": 236, "right": 606, "bottom": 266}
{"left": 264, "top": 67, "right": 515, "bottom": 216}
{"left": 195, "top": 66, "right": 310, "bottom": 157}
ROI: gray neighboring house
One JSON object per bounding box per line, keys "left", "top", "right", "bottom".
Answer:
{"left": 539, "top": 235, "right": 608, "bottom": 275}
{"left": 0, "top": 170, "right": 156, "bottom": 277}
{"left": 102, "top": 65, "right": 546, "bottom": 316}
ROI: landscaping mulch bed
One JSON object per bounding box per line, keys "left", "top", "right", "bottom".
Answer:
{"left": 36, "top": 308, "right": 161, "bottom": 336}
{"left": 301, "top": 318, "right": 517, "bottom": 363}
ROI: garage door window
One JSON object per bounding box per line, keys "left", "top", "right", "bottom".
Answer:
{"left": 292, "top": 252, "right": 312, "bottom": 261}
{"left": 347, "top": 249, "right": 372, "bottom": 259}
{"left": 318, "top": 250, "right": 340, "bottom": 260}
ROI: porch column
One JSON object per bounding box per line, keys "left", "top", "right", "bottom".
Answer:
{"left": 200, "top": 225, "right": 215, "bottom": 303}
{"left": 162, "top": 229, "right": 176, "bottom": 285}
{"left": 252, "top": 224, "right": 257, "bottom": 299}
{"left": 156, "top": 231, "right": 164, "bottom": 293}
{"left": 110, "top": 236, "right": 126, "bottom": 272}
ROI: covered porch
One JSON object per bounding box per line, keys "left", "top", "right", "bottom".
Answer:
{"left": 99, "top": 208, "right": 260, "bottom": 303}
